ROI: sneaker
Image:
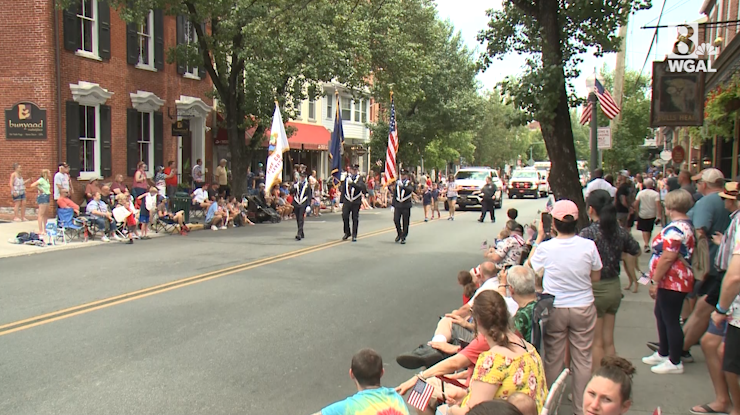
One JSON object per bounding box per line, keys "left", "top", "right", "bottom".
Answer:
{"left": 642, "top": 351, "right": 667, "bottom": 366}
{"left": 125, "top": 239, "right": 134, "bottom": 244}
{"left": 396, "top": 344, "right": 447, "bottom": 369}
{"left": 681, "top": 350, "right": 695, "bottom": 363}
{"left": 113, "top": 234, "right": 123, "bottom": 241}
{"left": 651, "top": 360, "right": 684, "bottom": 374}
{"left": 644, "top": 245, "right": 651, "bottom": 253}
{"left": 219, "top": 226, "right": 227, "bottom": 230}
{"left": 211, "top": 225, "right": 218, "bottom": 231}
{"left": 101, "top": 236, "right": 110, "bottom": 242}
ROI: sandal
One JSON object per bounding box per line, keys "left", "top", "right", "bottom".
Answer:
{"left": 690, "top": 404, "right": 729, "bottom": 415}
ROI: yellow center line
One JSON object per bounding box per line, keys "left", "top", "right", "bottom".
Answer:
{"left": 0, "top": 215, "right": 440, "bottom": 337}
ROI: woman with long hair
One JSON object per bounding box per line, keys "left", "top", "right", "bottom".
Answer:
{"left": 132, "top": 162, "right": 149, "bottom": 198}
{"left": 447, "top": 290, "right": 548, "bottom": 415}
{"left": 446, "top": 174, "right": 458, "bottom": 221}
{"left": 580, "top": 190, "right": 641, "bottom": 371}
{"left": 29, "top": 169, "right": 52, "bottom": 234}
{"left": 9, "top": 163, "right": 30, "bottom": 221}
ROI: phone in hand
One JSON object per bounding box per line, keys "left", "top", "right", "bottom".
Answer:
{"left": 541, "top": 212, "right": 553, "bottom": 235}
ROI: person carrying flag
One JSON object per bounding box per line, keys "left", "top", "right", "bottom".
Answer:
{"left": 341, "top": 164, "right": 367, "bottom": 242}
{"left": 292, "top": 170, "right": 312, "bottom": 241}
{"left": 393, "top": 170, "right": 415, "bottom": 244}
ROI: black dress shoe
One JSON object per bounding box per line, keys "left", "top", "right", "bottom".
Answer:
{"left": 396, "top": 344, "right": 447, "bottom": 369}
{"left": 342, "top": 234, "right": 350, "bottom": 240}
{"left": 395, "top": 235, "right": 401, "bottom": 243}
{"left": 352, "top": 237, "right": 357, "bottom": 242}
{"left": 401, "top": 238, "right": 406, "bottom": 244}
{"left": 478, "top": 218, "right": 484, "bottom": 223}
{"left": 295, "top": 235, "right": 301, "bottom": 241}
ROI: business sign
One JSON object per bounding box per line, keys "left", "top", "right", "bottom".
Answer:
{"left": 597, "top": 127, "right": 612, "bottom": 150}
{"left": 650, "top": 60, "right": 705, "bottom": 127}
{"left": 5, "top": 102, "right": 46, "bottom": 139}
{"left": 171, "top": 119, "right": 190, "bottom": 136}
{"left": 672, "top": 145, "right": 686, "bottom": 164}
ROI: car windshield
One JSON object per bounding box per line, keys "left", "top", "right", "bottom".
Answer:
{"left": 455, "top": 171, "right": 489, "bottom": 181}
{"left": 513, "top": 171, "right": 537, "bottom": 179}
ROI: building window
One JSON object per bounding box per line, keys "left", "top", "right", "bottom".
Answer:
{"left": 341, "top": 97, "right": 351, "bottom": 121}
{"left": 326, "top": 95, "right": 333, "bottom": 119}
{"left": 137, "top": 11, "right": 154, "bottom": 67}
{"left": 295, "top": 102, "right": 302, "bottom": 119}
{"left": 308, "top": 99, "right": 316, "bottom": 120}
{"left": 184, "top": 19, "right": 198, "bottom": 77}
{"left": 79, "top": 105, "right": 100, "bottom": 175}
{"left": 354, "top": 100, "right": 360, "bottom": 122}
{"left": 138, "top": 112, "right": 154, "bottom": 173}
{"left": 361, "top": 100, "right": 368, "bottom": 123}
{"left": 77, "top": 0, "right": 97, "bottom": 54}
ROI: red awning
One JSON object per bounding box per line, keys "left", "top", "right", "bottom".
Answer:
{"left": 285, "top": 122, "right": 330, "bottom": 151}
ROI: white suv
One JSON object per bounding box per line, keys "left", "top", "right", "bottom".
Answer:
{"left": 447, "top": 167, "right": 503, "bottom": 210}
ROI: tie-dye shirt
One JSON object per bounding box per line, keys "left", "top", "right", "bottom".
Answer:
{"left": 649, "top": 219, "right": 696, "bottom": 293}
{"left": 320, "top": 387, "right": 409, "bottom": 415}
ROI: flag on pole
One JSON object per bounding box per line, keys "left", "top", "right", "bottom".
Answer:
{"left": 329, "top": 95, "right": 344, "bottom": 187}
{"left": 579, "top": 101, "right": 593, "bottom": 125}
{"left": 265, "top": 103, "right": 289, "bottom": 192}
{"left": 385, "top": 93, "right": 399, "bottom": 184}
{"left": 594, "top": 78, "right": 621, "bottom": 119}
{"left": 407, "top": 378, "right": 435, "bottom": 411}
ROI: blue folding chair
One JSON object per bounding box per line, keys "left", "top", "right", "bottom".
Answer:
{"left": 56, "top": 208, "right": 87, "bottom": 243}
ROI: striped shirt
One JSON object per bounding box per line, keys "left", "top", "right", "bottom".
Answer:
{"left": 715, "top": 210, "right": 740, "bottom": 272}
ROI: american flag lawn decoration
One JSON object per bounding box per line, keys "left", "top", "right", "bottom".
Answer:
{"left": 407, "top": 378, "right": 435, "bottom": 411}
{"left": 579, "top": 78, "right": 621, "bottom": 124}
{"left": 385, "top": 93, "right": 399, "bottom": 184}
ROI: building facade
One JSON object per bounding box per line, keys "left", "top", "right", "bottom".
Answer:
{"left": 1, "top": 1, "right": 213, "bottom": 209}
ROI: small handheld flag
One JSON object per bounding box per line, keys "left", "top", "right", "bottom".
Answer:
{"left": 407, "top": 378, "right": 435, "bottom": 411}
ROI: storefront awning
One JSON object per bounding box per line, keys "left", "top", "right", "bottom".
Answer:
{"left": 285, "top": 122, "right": 330, "bottom": 151}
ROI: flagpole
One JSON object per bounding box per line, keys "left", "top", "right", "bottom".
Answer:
{"left": 391, "top": 89, "right": 399, "bottom": 182}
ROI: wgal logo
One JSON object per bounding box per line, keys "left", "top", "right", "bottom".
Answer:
{"left": 666, "top": 23, "right": 718, "bottom": 73}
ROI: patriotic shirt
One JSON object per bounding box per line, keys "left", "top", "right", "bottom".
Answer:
{"left": 715, "top": 210, "right": 740, "bottom": 272}
{"left": 320, "top": 387, "right": 409, "bottom": 415}
{"left": 649, "top": 219, "right": 696, "bottom": 293}
{"left": 729, "top": 220, "right": 740, "bottom": 329}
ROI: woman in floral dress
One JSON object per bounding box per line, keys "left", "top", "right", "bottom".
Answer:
{"left": 447, "top": 290, "right": 548, "bottom": 415}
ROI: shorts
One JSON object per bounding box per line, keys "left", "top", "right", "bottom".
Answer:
{"left": 637, "top": 217, "right": 656, "bottom": 233}
{"left": 592, "top": 277, "right": 622, "bottom": 317}
{"left": 139, "top": 213, "right": 150, "bottom": 224}
{"left": 723, "top": 324, "right": 740, "bottom": 374}
{"left": 707, "top": 318, "right": 728, "bottom": 337}
{"left": 450, "top": 322, "right": 476, "bottom": 345}
{"left": 368, "top": 190, "right": 375, "bottom": 197}
{"left": 12, "top": 192, "right": 26, "bottom": 201}
{"left": 699, "top": 272, "right": 724, "bottom": 306}
{"left": 447, "top": 196, "right": 457, "bottom": 201}
{"left": 37, "top": 194, "right": 50, "bottom": 204}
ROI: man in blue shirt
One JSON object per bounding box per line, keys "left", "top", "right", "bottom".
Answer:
{"left": 313, "top": 349, "right": 409, "bottom": 415}
{"left": 205, "top": 197, "right": 225, "bottom": 231}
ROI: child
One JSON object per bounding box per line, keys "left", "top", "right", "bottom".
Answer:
{"left": 506, "top": 208, "right": 520, "bottom": 230}
{"left": 431, "top": 183, "right": 441, "bottom": 219}
{"left": 422, "top": 185, "right": 432, "bottom": 221}
{"left": 136, "top": 186, "right": 161, "bottom": 239}
{"left": 328, "top": 185, "right": 338, "bottom": 213}
{"left": 458, "top": 270, "right": 477, "bottom": 305}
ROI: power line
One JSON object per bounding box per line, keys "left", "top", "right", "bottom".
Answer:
{"left": 633, "top": 0, "right": 668, "bottom": 94}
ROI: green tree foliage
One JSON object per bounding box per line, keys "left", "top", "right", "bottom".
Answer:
{"left": 478, "top": 0, "right": 650, "bottom": 222}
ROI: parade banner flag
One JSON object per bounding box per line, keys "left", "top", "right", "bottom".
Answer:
{"left": 329, "top": 96, "right": 344, "bottom": 187}
{"left": 385, "top": 92, "right": 399, "bottom": 184}
{"left": 265, "top": 103, "right": 289, "bottom": 191}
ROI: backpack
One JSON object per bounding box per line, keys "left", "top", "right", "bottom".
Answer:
{"left": 530, "top": 293, "right": 555, "bottom": 356}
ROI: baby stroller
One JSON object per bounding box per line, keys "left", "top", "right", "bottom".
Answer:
{"left": 246, "top": 195, "right": 281, "bottom": 223}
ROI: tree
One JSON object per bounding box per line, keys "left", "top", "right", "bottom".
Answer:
{"left": 478, "top": 0, "right": 650, "bottom": 223}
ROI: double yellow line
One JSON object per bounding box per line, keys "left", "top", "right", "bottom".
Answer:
{"left": 0, "top": 218, "right": 429, "bottom": 337}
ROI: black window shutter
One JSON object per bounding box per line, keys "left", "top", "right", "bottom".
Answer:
{"left": 198, "top": 23, "right": 207, "bottom": 79}
{"left": 176, "top": 15, "right": 186, "bottom": 75}
{"left": 154, "top": 9, "right": 164, "bottom": 70}
{"left": 154, "top": 111, "right": 164, "bottom": 169}
{"left": 66, "top": 101, "right": 81, "bottom": 178}
{"left": 126, "top": 22, "right": 138, "bottom": 65}
{"left": 127, "top": 108, "right": 139, "bottom": 177}
{"left": 98, "top": 0, "right": 111, "bottom": 60}
{"left": 100, "top": 105, "right": 112, "bottom": 178}
{"left": 63, "top": 5, "right": 81, "bottom": 51}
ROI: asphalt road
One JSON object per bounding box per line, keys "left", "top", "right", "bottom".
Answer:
{"left": 0, "top": 196, "right": 714, "bottom": 415}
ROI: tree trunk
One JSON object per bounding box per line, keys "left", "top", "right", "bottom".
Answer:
{"left": 224, "top": 99, "right": 249, "bottom": 198}
{"left": 538, "top": 1, "right": 589, "bottom": 226}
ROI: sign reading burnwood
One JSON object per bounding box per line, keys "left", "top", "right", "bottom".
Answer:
{"left": 5, "top": 102, "right": 47, "bottom": 139}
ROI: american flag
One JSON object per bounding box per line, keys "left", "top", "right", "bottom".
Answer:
{"left": 579, "top": 101, "right": 593, "bottom": 125}
{"left": 385, "top": 94, "right": 399, "bottom": 184}
{"left": 407, "top": 378, "right": 434, "bottom": 411}
{"left": 580, "top": 78, "right": 621, "bottom": 124}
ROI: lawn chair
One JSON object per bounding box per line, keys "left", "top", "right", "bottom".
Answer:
{"left": 541, "top": 368, "right": 570, "bottom": 415}
{"left": 56, "top": 208, "right": 88, "bottom": 243}
{"left": 112, "top": 205, "right": 133, "bottom": 241}
{"left": 152, "top": 212, "right": 178, "bottom": 233}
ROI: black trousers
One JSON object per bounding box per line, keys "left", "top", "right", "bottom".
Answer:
{"left": 342, "top": 202, "right": 360, "bottom": 237}
{"left": 480, "top": 199, "right": 495, "bottom": 221}
{"left": 394, "top": 206, "right": 411, "bottom": 238}
{"left": 295, "top": 206, "right": 306, "bottom": 237}
{"left": 655, "top": 288, "right": 688, "bottom": 364}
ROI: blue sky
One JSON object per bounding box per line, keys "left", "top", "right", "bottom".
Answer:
{"left": 435, "top": 0, "right": 706, "bottom": 98}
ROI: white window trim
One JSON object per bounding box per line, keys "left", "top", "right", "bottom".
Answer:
{"left": 184, "top": 72, "right": 201, "bottom": 80}
{"left": 341, "top": 96, "right": 351, "bottom": 121}
{"left": 138, "top": 111, "right": 155, "bottom": 178}
{"left": 308, "top": 99, "right": 316, "bottom": 121}
{"left": 77, "top": 0, "right": 99, "bottom": 57}
{"left": 136, "top": 11, "right": 155, "bottom": 70}
{"left": 326, "top": 95, "right": 333, "bottom": 119}
{"left": 78, "top": 105, "right": 101, "bottom": 180}
{"left": 184, "top": 20, "right": 199, "bottom": 77}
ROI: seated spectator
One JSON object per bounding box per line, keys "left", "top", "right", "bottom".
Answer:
{"left": 205, "top": 197, "right": 225, "bottom": 231}
{"left": 486, "top": 224, "right": 526, "bottom": 267}
{"left": 192, "top": 186, "right": 211, "bottom": 209}
{"left": 156, "top": 199, "right": 189, "bottom": 235}
{"left": 136, "top": 186, "right": 161, "bottom": 239}
{"left": 313, "top": 349, "right": 409, "bottom": 415}
{"left": 506, "top": 208, "right": 520, "bottom": 230}
{"left": 225, "top": 196, "right": 249, "bottom": 227}
{"left": 100, "top": 185, "right": 113, "bottom": 209}
{"left": 57, "top": 189, "right": 80, "bottom": 214}
{"left": 84, "top": 178, "right": 101, "bottom": 202}
{"left": 458, "top": 270, "right": 477, "bottom": 305}
{"left": 497, "top": 266, "right": 538, "bottom": 342}
{"left": 86, "top": 191, "right": 113, "bottom": 242}
{"left": 113, "top": 193, "right": 136, "bottom": 244}
{"left": 583, "top": 356, "right": 634, "bottom": 415}
{"left": 468, "top": 400, "right": 524, "bottom": 415}
{"left": 111, "top": 174, "right": 128, "bottom": 195}
{"left": 396, "top": 262, "right": 519, "bottom": 370}
{"left": 507, "top": 393, "right": 537, "bottom": 415}
{"left": 446, "top": 291, "right": 548, "bottom": 415}
{"left": 207, "top": 182, "right": 220, "bottom": 201}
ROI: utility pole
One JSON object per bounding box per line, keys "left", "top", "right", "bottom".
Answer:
{"left": 589, "top": 92, "right": 599, "bottom": 175}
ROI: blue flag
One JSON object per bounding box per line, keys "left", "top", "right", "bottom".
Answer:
{"left": 329, "top": 101, "right": 344, "bottom": 186}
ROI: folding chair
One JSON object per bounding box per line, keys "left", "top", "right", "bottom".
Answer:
{"left": 56, "top": 208, "right": 88, "bottom": 243}
{"left": 541, "top": 368, "right": 570, "bottom": 415}
{"left": 152, "top": 212, "right": 178, "bottom": 233}
{"left": 112, "top": 206, "right": 133, "bottom": 241}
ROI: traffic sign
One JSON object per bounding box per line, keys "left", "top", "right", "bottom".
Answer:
{"left": 597, "top": 127, "right": 612, "bottom": 150}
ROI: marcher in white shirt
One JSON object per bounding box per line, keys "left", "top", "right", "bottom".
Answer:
{"left": 585, "top": 168, "right": 616, "bottom": 198}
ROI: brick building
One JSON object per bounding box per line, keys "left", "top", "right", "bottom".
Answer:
{"left": 0, "top": 1, "right": 213, "bottom": 210}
